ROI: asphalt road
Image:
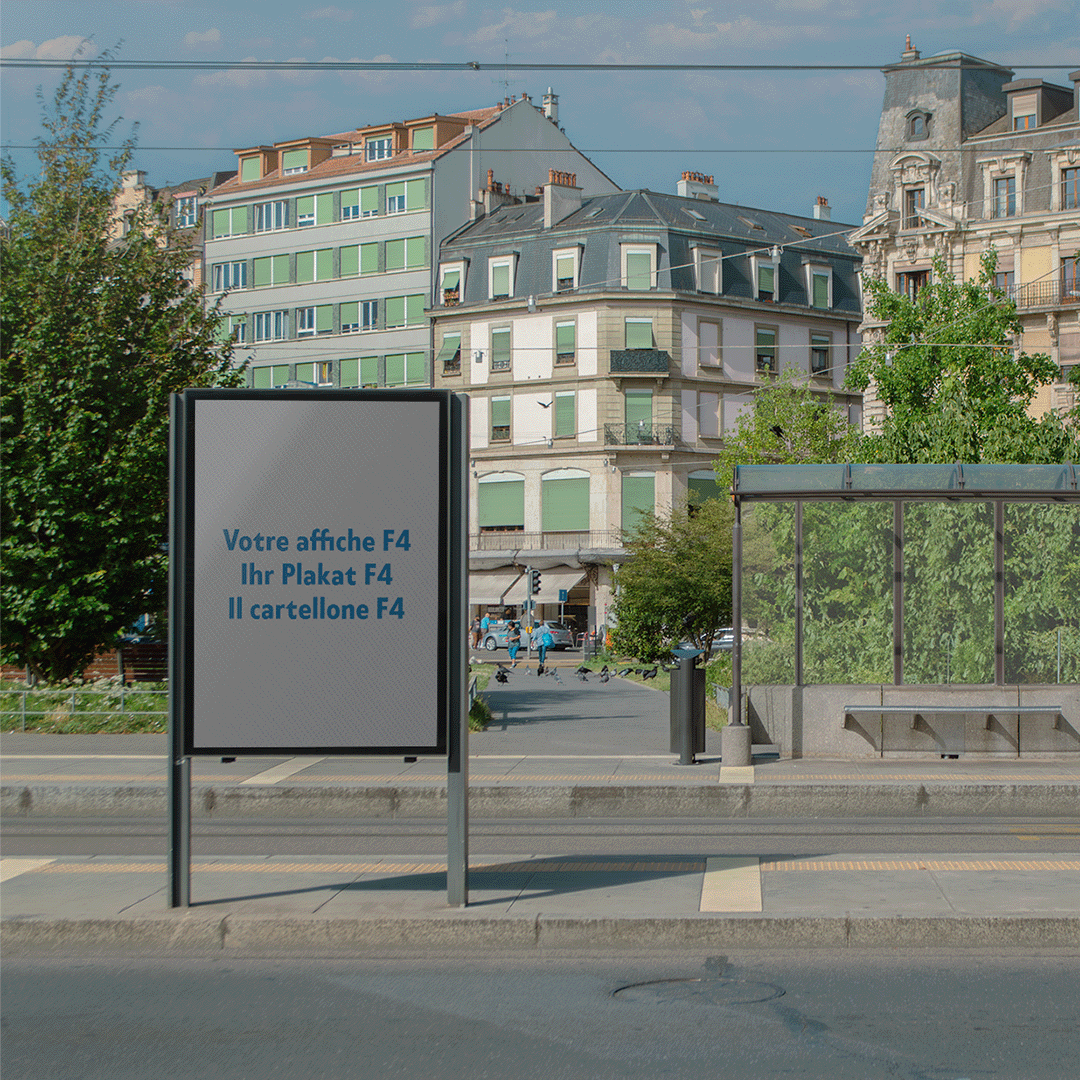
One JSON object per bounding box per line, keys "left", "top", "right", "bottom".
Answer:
{"left": 4, "top": 951, "right": 1077, "bottom": 1079}
{"left": 4, "top": 815, "right": 1079, "bottom": 858}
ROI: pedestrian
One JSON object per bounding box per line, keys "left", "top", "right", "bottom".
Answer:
{"left": 480, "top": 611, "right": 491, "bottom": 641}
{"left": 537, "top": 625, "right": 554, "bottom": 674}
{"left": 507, "top": 621, "right": 521, "bottom": 666}
{"left": 470, "top": 615, "right": 481, "bottom": 650}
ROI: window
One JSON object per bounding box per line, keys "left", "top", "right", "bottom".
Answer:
{"left": 385, "top": 236, "right": 425, "bottom": 272}
{"left": 478, "top": 474, "right": 525, "bottom": 532}
{"left": 491, "top": 328, "right": 511, "bottom": 371}
{"left": 212, "top": 206, "right": 248, "bottom": 239}
{"left": 552, "top": 248, "right": 579, "bottom": 292}
{"left": 297, "top": 196, "right": 315, "bottom": 227}
{"left": 806, "top": 265, "right": 831, "bottom": 309}
{"left": 810, "top": 333, "right": 831, "bottom": 375}
{"left": 554, "top": 391, "right": 575, "bottom": 439}
{"left": 441, "top": 265, "right": 462, "bottom": 305}
{"left": 296, "top": 249, "right": 333, "bottom": 283}
{"left": 386, "top": 178, "right": 426, "bottom": 214}
{"left": 490, "top": 396, "right": 511, "bottom": 441}
{"left": 698, "top": 319, "right": 720, "bottom": 367}
{"left": 489, "top": 257, "right": 514, "bottom": 300}
{"left": 1062, "top": 168, "right": 1079, "bottom": 211}
{"left": 910, "top": 115, "right": 925, "bottom": 138}
{"left": 281, "top": 149, "right": 308, "bottom": 175}
{"left": 255, "top": 200, "right": 288, "bottom": 232}
{"left": 365, "top": 137, "right": 393, "bottom": 161}
{"left": 251, "top": 364, "right": 289, "bottom": 388}
{"left": 622, "top": 246, "right": 655, "bottom": 290}
{"left": 297, "top": 305, "right": 332, "bottom": 336}
{"left": 694, "top": 247, "right": 722, "bottom": 294}
{"left": 1063, "top": 255, "right": 1080, "bottom": 301}
{"left": 755, "top": 325, "right": 777, "bottom": 372}
{"left": 384, "top": 294, "right": 425, "bottom": 328}
{"left": 625, "top": 318, "right": 653, "bottom": 349}
{"left": 412, "top": 127, "right": 434, "bottom": 152}
{"left": 240, "top": 157, "right": 261, "bottom": 183}
{"left": 212, "top": 261, "right": 247, "bottom": 292}
{"left": 297, "top": 307, "right": 315, "bottom": 336}
{"left": 1012, "top": 94, "right": 1036, "bottom": 130}
{"left": 218, "top": 313, "right": 247, "bottom": 344}
{"left": 254, "top": 310, "right": 288, "bottom": 342}
{"left": 316, "top": 361, "right": 333, "bottom": 386}
{"left": 346, "top": 356, "right": 379, "bottom": 388}
{"left": 340, "top": 302, "right": 360, "bottom": 333}
{"left": 622, "top": 474, "right": 655, "bottom": 533}
{"left": 542, "top": 469, "right": 589, "bottom": 532}
{"left": 175, "top": 195, "right": 197, "bottom": 229}
{"left": 253, "top": 254, "right": 290, "bottom": 287}
{"left": 993, "top": 271, "right": 1015, "bottom": 294}
{"left": 362, "top": 300, "right": 378, "bottom": 331}
{"left": 903, "top": 187, "right": 925, "bottom": 229}
{"left": 897, "top": 269, "right": 929, "bottom": 299}
{"left": 756, "top": 262, "right": 775, "bottom": 303}
{"left": 992, "top": 176, "right": 1016, "bottom": 218}
{"left": 341, "top": 189, "right": 360, "bottom": 220}
{"left": 624, "top": 388, "right": 653, "bottom": 443}
{"left": 555, "top": 321, "right": 576, "bottom": 365}
{"left": 437, "top": 333, "right": 462, "bottom": 373}
{"left": 339, "top": 245, "right": 359, "bottom": 277}
{"left": 385, "top": 352, "right": 426, "bottom": 387}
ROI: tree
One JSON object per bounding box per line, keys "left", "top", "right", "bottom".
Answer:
{"left": 1, "top": 58, "right": 242, "bottom": 682}
{"left": 847, "top": 253, "right": 1078, "bottom": 464}
{"left": 610, "top": 498, "right": 733, "bottom": 662}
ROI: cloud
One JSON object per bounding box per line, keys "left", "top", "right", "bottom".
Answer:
{"left": 183, "top": 29, "right": 221, "bottom": 48}
{"left": 305, "top": 5, "right": 353, "bottom": 20}
{"left": 193, "top": 57, "right": 268, "bottom": 90}
{"left": 410, "top": 1, "right": 466, "bottom": 29}
{"left": 448, "top": 8, "right": 559, "bottom": 46}
{"left": 1, "top": 35, "right": 90, "bottom": 60}
{"left": 644, "top": 16, "right": 824, "bottom": 52}
{"left": 976, "top": 0, "right": 1070, "bottom": 31}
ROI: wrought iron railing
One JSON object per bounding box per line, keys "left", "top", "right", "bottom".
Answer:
{"left": 1009, "top": 278, "right": 1080, "bottom": 308}
{"left": 470, "top": 530, "right": 626, "bottom": 551}
{"left": 604, "top": 423, "right": 678, "bottom": 446}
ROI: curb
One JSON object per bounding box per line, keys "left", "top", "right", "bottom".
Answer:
{"left": 5, "top": 914, "right": 1079, "bottom": 957}
{"left": 4, "top": 782, "right": 1080, "bottom": 819}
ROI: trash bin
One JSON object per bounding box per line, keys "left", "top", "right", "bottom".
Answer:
{"left": 669, "top": 649, "right": 705, "bottom": 764}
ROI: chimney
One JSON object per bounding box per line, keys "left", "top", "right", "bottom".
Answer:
{"left": 676, "top": 170, "right": 718, "bottom": 202}
{"left": 542, "top": 87, "right": 559, "bottom": 124}
{"left": 901, "top": 34, "right": 920, "bottom": 62}
{"left": 813, "top": 196, "right": 831, "bottom": 220}
{"left": 543, "top": 169, "right": 581, "bottom": 228}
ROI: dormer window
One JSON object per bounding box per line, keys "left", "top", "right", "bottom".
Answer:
{"left": 175, "top": 195, "right": 198, "bottom": 229}
{"left": 365, "top": 137, "right": 393, "bottom": 161}
{"left": 551, "top": 247, "right": 580, "bottom": 292}
{"left": 440, "top": 262, "right": 465, "bottom": 305}
{"left": 906, "top": 110, "right": 930, "bottom": 141}
{"left": 281, "top": 149, "right": 309, "bottom": 175}
{"left": 1012, "top": 92, "right": 1037, "bottom": 131}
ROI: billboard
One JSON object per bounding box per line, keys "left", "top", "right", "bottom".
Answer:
{"left": 171, "top": 390, "right": 452, "bottom": 755}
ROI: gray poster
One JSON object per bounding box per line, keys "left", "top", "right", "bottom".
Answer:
{"left": 190, "top": 396, "right": 444, "bottom": 750}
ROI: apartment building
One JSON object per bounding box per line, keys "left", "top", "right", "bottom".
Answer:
{"left": 432, "top": 172, "right": 863, "bottom": 630}
{"left": 850, "top": 40, "right": 1080, "bottom": 424}
{"left": 201, "top": 91, "right": 619, "bottom": 389}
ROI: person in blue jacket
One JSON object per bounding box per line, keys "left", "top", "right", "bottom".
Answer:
{"left": 507, "top": 621, "right": 522, "bottom": 667}
{"left": 537, "top": 626, "right": 554, "bottom": 674}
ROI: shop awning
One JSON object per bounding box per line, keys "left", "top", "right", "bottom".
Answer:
{"left": 468, "top": 569, "right": 524, "bottom": 606}
{"left": 503, "top": 567, "right": 586, "bottom": 606}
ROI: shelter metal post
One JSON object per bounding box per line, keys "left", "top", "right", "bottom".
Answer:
{"left": 893, "top": 500, "right": 903, "bottom": 686}
{"left": 732, "top": 501, "right": 742, "bottom": 726}
{"left": 795, "top": 500, "right": 803, "bottom": 687}
{"left": 994, "top": 499, "right": 1005, "bottom": 686}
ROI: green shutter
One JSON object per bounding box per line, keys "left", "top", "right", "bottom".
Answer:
{"left": 556, "top": 322, "right": 576, "bottom": 356}
{"left": 213, "top": 209, "right": 231, "bottom": 238}
{"left": 297, "top": 195, "right": 314, "bottom": 217}
{"left": 272, "top": 254, "right": 289, "bottom": 284}
{"left": 253, "top": 257, "right": 272, "bottom": 287}
{"left": 385, "top": 353, "right": 405, "bottom": 385}
{"left": 386, "top": 181, "right": 405, "bottom": 203}
{"left": 624, "top": 388, "right": 653, "bottom": 427}
{"left": 296, "top": 250, "right": 315, "bottom": 283}
{"left": 813, "top": 272, "right": 829, "bottom": 308}
{"left": 555, "top": 393, "right": 575, "bottom": 438}
{"left": 758, "top": 264, "right": 775, "bottom": 293}
{"left": 341, "top": 188, "right": 359, "bottom": 214}
{"left": 360, "top": 185, "right": 378, "bottom": 214}
{"left": 406, "top": 236, "right": 425, "bottom": 268}
{"left": 405, "top": 352, "right": 425, "bottom": 384}
{"left": 625, "top": 319, "right": 653, "bottom": 349}
{"left": 252, "top": 366, "right": 272, "bottom": 388}
{"left": 442, "top": 269, "right": 460, "bottom": 290}
{"left": 412, "top": 127, "right": 434, "bottom": 151}
{"left": 626, "top": 252, "right": 651, "bottom": 289}
{"left": 231, "top": 206, "right": 248, "bottom": 233}
{"left": 341, "top": 301, "right": 358, "bottom": 327}
{"left": 360, "top": 242, "right": 378, "bottom": 274}
{"left": 556, "top": 255, "right": 574, "bottom": 281}
{"left": 492, "top": 329, "right": 511, "bottom": 366}
{"left": 490, "top": 397, "right": 511, "bottom": 427}
{"left": 621, "top": 475, "right": 655, "bottom": 532}
{"left": 491, "top": 263, "right": 510, "bottom": 297}
{"left": 687, "top": 477, "right": 723, "bottom": 505}
{"left": 436, "top": 334, "right": 461, "bottom": 363}
{"left": 756, "top": 327, "right": 776, "bottom": 349}
{"left": 385, "top": 238, "right": 405, "bottom": 271}
{"left": 316, "top": 305, "right": 333, "bottom": 332}
{"left": 406, "top": 178, "right": 425, "bottom": 208}
{"left": 406, "top": 294, "right": 425, "bottom": 325}
{"left": 360, "top": 356, "right": 378, "bottom": 387}
{"left": 339, "top": 358, "right": 359, "bottom": 387}
{"left": 340, "top": 245, "right": 359, "bottom": 277}
{"left": 477, "top": 480, "right": 524, "bottom": 528}
{"left": 316, "top": 193, "right": 333, "bottom": 225}
{"left": 385, "top": 296, "right": 405, "bottom": 327}
{"left": 295, "top": 362, "right": 314, "bottom": 383}
{"left": 316, "top": 248, "right": 333, "bottom": 280}
{"left": 272, "top": 365, "right": 289, "bottom": 386}
{"left": 241, "top": 157, "right": 261, "bottom": 182}
{"left": 282, "top": 149, "right": 308, "bottom": 171}
{"left": 542, "top": 477, "right": 589, "bottom": 532}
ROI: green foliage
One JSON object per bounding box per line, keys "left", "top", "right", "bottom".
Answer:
{"left": 848, "top": 253, "right": 1078, "bottom": 464}
{"left": 611, "top": 498, "right": 733, "bottom": 662}
{"left": 468, "top": 694, "right": 493, "bottom": 732}
{"left": 0, "top": 679, "right": 168, "bottom": 733}
{"left": 1, "top": 57, "right": 242, "bottom": 682}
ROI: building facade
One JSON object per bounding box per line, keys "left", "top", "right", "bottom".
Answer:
{"left": 850, "top": 41, "right": 1080, "bottom": 424}
{"left": 201, "top": 91, "right": 619, "bottom": 390}
{"left": 432, "top": 173, "right": 863, "bottom": 631}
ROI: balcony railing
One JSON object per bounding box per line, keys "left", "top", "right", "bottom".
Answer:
{"left": 609, "top": 349, "right": 671, "bottom": 374}
{"left": 1009, "top": 278, "right": 1080, "bottom": 309}
{"left": 605, "top": 423, "right": 678, "bottom": 446}
{"left": 471, "top": 530, "right": 625, "bottom": 551}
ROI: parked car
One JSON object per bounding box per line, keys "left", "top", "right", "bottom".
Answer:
{"left": 481, "top": 621, "right": 514, "bottom": 650}
{"left": 528, "top": 620, "right": 575, "bottom": 650}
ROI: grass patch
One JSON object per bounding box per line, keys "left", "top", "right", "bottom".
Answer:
{"left": 0, "top": 679, "right": 169, "bottom": 734}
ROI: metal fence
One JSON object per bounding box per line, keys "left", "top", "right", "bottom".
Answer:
{"left": 470, "top": 530, "right": 625, "bottom": 551}
{"left": 1, "top": 687, "right": 168, "bottom": 731}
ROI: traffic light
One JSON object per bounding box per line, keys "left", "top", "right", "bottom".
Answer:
{"left": 530, "top": 568, "right": 542, "bottom": 595}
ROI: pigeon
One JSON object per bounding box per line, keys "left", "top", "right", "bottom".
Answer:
{"left": 575, "top": 665, "right": 590, "bottom": 674}
{"left": 599, "top": 672, "right": 610, "bottom": 684}
{"left": 635, "top": 667, "right": 645, "bottom": 675}
{"left": 618, "top": 667, "right": 633, "bottom": 677}
{"left": 642, "top": 666, "right": 659, "bottom": 680}
{"left": 495, "top": 668, "right": 509, "bottom": 683}
{"left": 600, "top": 665, "right": 609, "bottom": 675}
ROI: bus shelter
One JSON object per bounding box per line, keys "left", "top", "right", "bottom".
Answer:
{"left": 729, "top": 463, "right": 1080, "bottom": 758}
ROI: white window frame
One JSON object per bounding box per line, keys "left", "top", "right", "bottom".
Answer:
{"left": 296, "top": 198, "right": 316, "bottom": 228}
{"left": 554, "top": 319, "right": 577, "bottom": 366}
{"left": 805, "top": 262, "right": 833, "bottom": 309}
{"left": 361, "top": 300, "right": 378, "bottom": 332}
{"left": 490, "top": 326, "right": 512, "bottom": 371}
{"left": 341, "top": 305, "right": 360, "bottom": 334}
{"left": 488, "top": 255, "right": 516, "bottom": 301}
{"left": 254, "top": 200, "right": 289, "bottom": 232}
{"left": 212, "top": 261, "right": 247, "bottom": 292}
{"left": 254, "top": 310, "right": 288, "bottom": 342}
{"left": 751, "top": 253, "right": 780, "bottom": 302}
{"left": 365, "top": 137, "right": 393, "bottom": 162}
{"left": 297, "top": 307, "right": 317, "bottom": 337}
{"left": 439, "top": 261, "right": 466, "bottom": 306}
{"left": 315, "top": 360, "right": 333, "bottom": 386}
{"left": 229, "top": 315, "right": 247, "bottom": 345}
{"left": 979, "top": 153, "right": 1029, "bottom": 220}
{"left": 1049, "top": 150, "right": 1080, "bottom": 213}
{"left": 692, "top": 246, "right": 722, "bottom": 294}
{"left": 490, "top": 395, "right": 512, "bottom": 442}
{"left": 620, "top": 243, "right": 657, "bottom": 290}
{"left": 175, "top": 195, "right": 198, "bottom": 229}
{"left": 551, "top": 247, "right": 581, "bottom": 293}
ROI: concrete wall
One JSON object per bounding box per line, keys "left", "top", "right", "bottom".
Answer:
{"left": 745, "top": 683, "right": 1080, "bottom": 758}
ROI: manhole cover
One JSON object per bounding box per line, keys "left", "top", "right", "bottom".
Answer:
{"left": 613, "top": 977, "right": 784, "bottom": 1006}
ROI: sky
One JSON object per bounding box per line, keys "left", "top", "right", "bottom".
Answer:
{"left": 3, "top": 0, "right": 1078, "bottom": 226}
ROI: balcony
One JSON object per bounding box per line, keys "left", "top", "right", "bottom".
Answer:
{"left": 605, "top": 423, "right": 678, "bottom": 446}
{"left": 1010, "top": 278, "right": 1080, "bottom": 309}
{"left": 609, "top": 349, "right": 671, "bottom": 374}
{"left": 471, "top": 530, "right": 625, "bottom": 552}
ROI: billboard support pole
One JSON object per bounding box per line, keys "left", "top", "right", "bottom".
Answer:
{"left": 447, "top": 393, "right": 469, "bottom": 906}
{"left": 168, "top": 393, "right": 191, "bottom": 908}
